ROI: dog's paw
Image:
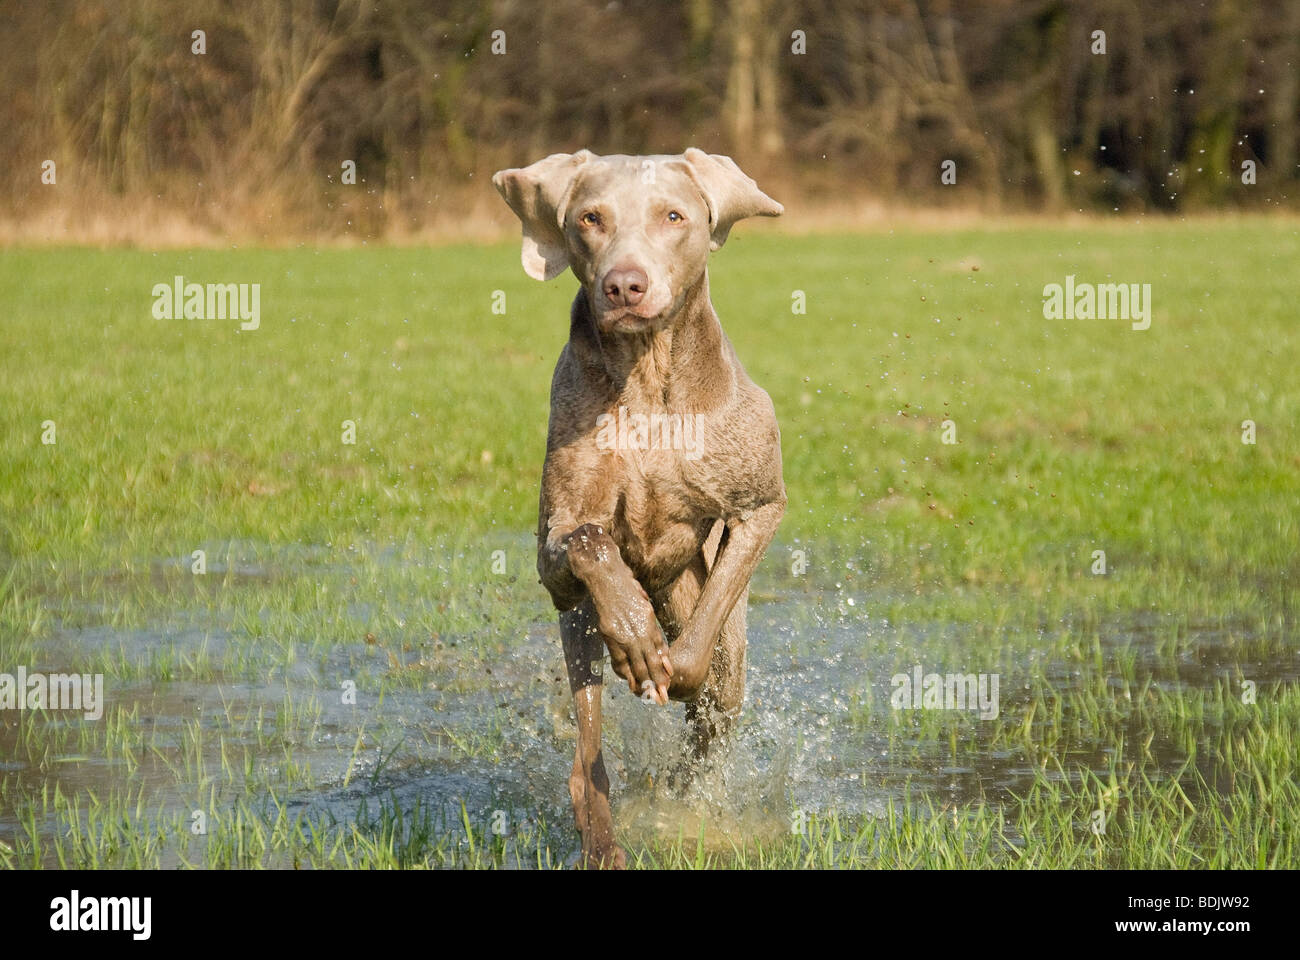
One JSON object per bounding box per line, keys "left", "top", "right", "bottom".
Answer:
{"left": 598, "top": 602, "right": 673, "bottom": 705}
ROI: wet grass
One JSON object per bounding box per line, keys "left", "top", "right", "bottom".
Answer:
{"left": 4, "top": 678, "right": 1296, "bottom": 869}
{"left": 0, "top": 218, "right": 1297, "bottom": 868}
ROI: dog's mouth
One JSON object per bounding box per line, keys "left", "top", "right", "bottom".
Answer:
{"left": 611, "top": 312, "right": 656, "bottom": 331}
{"left": 598, "top": 309, "right": 662, "bottom": 334}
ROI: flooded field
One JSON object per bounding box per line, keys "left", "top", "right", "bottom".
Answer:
{"left": 2, "top": 235, "right": 1297, "bottom": 867}
{"left": 3, "top": 537, "right": 1294, "bottom": 869}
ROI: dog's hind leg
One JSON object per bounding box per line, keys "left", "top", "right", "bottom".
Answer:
{"left": 655, "top": 523, "right": 748, "bottom": 765}
{"left": 684, "top": 587, "right": 748, "bottom": 761}
{"left": 560, "top": 599, "right": 625, "bottom": 869}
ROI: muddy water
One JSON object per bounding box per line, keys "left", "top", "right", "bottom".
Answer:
{"left": 1, "top": 555, "right": 1294, "bottom": 866}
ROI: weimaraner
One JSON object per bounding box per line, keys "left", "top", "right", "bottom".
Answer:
{"left": 493, "top": 149, "right": 786, "bottom": 868}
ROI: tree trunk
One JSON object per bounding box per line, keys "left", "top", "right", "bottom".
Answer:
{"left": 724, "top": 0, "right": 758, "bottom": 154}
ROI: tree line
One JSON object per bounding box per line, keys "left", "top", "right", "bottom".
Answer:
{"left": 3, "top": 0, "right": 1295, "bottom": 237}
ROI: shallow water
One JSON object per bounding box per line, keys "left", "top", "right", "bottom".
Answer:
{"left": 1, "top": 542, "right": 1294, "bottom": 866}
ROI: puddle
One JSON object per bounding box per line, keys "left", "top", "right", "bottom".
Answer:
{"left": 0, "top": 542, "right": 1295, "bottom": 866}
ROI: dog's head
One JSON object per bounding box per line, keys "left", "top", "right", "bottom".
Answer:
{"left": 493, "top": 149, "right": 782, "bottom": 335}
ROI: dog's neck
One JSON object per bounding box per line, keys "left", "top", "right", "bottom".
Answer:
{"left": 569, "top": 271, "right": 734, "bottom": 411}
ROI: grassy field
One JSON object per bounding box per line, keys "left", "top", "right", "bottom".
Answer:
{"left": 0, "top": 219, "right": 1296, "bottom": 868}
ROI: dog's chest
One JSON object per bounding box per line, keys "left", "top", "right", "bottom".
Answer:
{"left": 601, "top": 446, "right": 711, "bottom": 583}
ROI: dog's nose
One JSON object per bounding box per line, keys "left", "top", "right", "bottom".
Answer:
{"left": 602, "top": 266, "right": 648, "bottom": 308}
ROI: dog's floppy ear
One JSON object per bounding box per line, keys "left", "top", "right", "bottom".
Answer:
{"left": 681, "top": 148, "right": 783, "bottom": 251}
{"left": 492, "top": 151, "right": 593, "bottom": 281}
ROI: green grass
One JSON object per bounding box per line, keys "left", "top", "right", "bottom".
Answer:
{"left": 0, "top": 219, "right": 1297, "bottom": 868}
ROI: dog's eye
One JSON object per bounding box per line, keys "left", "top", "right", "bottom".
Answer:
{"left": 580, "top": 212, "right": 602, "bottom": 227}
{"left": 667, "top": 211, "right": 684, "bottom": 223}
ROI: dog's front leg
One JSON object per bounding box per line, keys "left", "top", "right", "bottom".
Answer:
{"left": 539, "top": 522, "right": 674, "bottom": 704}
{"left": 668, "top": 499, "right": 785, "bottom": 699}
{"left": 560, "top": 600, "right": 625, "bottom": 869}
